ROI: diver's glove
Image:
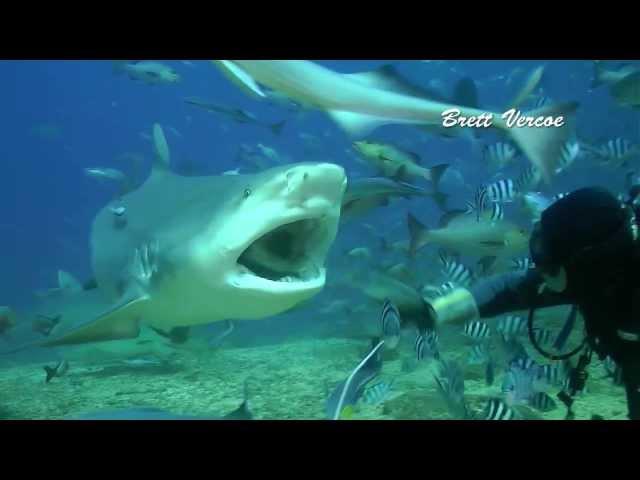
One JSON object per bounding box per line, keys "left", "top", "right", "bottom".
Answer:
{"left": 423, "top": 288, "right": 480, "bottom": 328}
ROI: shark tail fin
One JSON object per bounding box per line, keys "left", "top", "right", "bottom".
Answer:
{"left": 223, "top": 379, "right": 253, "bottom": 420}
{"left": 44, "top": 366, "right": 57, "bottom": 383}
{"left": 269, "top": 120, "right": 286, "bottom": 135}
{"left": 407, "top": 213, "right": 429, "bottom": 258}
{"left": 505, "top": 102, "right": 579, "bottom": 184}
{"left": 452, "top": 77, "right": 479, "bottom": 108}
{"left": 426, "top": 163, "right": 449, "bottom": 188}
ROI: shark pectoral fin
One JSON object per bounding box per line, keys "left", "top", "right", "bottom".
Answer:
{"left": 58, "top": 270, "right": 82, "bottom": 293}
{"left": 212, "top": 61, "right": 266, "bottom": 99}
{"left": 328, "top": 110, "right": 400, "bottom": 137}
{"left": 39, "top": 293, "right": 150, "bottom": 348}
{"left": 508, "top": 65, "right": 545, "bottom": 110}
{"left": 506, "top": 101, "right": 579, "bottom": 184}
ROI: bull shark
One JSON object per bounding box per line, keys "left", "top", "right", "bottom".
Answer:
{"left": 4, "top": 124, "right": 347, "bottom": 351}
{"left": 212, "top": 60, "right": 578, "bottom": 183}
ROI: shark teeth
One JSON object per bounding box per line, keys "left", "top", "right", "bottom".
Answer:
{"left": 238, "top": 264, "right": 322, "bottom": 284}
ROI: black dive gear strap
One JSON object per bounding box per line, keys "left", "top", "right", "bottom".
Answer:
{"left": 556, "top": 347, "right": 592, "bottom": 420}
{"left": 527, "top": 298, "right": 590, "bottom": 420}
{"left": 527, "top": 303, "right": 586, "bottom": 361}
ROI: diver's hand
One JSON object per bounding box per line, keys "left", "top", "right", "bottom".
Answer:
{"left": 423, "top": 288, "right": 480, "bottom": 329}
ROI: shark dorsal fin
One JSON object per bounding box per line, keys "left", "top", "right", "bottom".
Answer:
{"left": 508, "top": 65, "right": 545, "bottom": 110}
{"left": 452, "top": 77, "right": 479, "bottom": 109}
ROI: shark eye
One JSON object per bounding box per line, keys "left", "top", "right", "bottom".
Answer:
{"left": 243, "top": 188, "right": 252, "bottom": 199}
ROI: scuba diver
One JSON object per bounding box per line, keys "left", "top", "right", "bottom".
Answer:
{"left": 423, "top": 186, "right": 640, "bottom": 419}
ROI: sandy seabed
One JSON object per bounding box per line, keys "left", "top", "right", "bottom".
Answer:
{"left": 0, "top": 337, "right": 629, "bottom": 420}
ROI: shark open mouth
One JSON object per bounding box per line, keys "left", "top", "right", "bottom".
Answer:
{"left": 237, "top": 217, "right": 327, "bottom": 284}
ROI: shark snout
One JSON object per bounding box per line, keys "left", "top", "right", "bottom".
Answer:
{"left": 284, "top": 163, "right": 346, "bottom": 205}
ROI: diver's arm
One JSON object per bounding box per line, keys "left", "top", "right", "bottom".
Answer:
{"left": 471, "top": 270, "right": 572, "bottom": 318}
{"left": 428, "top": 270, "right": 572, "bottom": 328}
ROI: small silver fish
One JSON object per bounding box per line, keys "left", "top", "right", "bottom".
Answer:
{"left": 84, "top": 167, "right": 126, "bottom": 182}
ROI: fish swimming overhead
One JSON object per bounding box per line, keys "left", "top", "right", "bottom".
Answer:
{"left": 113, "top": 61, "right": 181, "bottom": 85}
{"left": 407, "top": 210, "right": 529, "bottom": 260}
{"left": 212, "top": 60, "right": 578, "bottom": 183}
{"left": 609, "top": 71, "right": 640, "bottom": 108}
{"left": 351, "top": 140, "right": 449, "bottom": 187}
{"left": 591, "top": 60, "right": 640, "bottom": 88}
{"left": 340, "top": 176, "right": 447, "bottom": 223}
{"left": 6, "top": 126, "right": 347, "bottom": 350}
{"left": 184, "top": 97, "right": 286, "bottom": 135}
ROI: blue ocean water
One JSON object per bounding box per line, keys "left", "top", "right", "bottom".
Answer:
{"left": 2, "top": 60, "right": 636, "bottom": 307}
{"left": 0, "top": 60, "right": 638, "bottom": 420}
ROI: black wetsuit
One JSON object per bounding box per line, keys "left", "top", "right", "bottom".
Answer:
{"left": 471, "top": 268, "right": 640, "bottom": 420}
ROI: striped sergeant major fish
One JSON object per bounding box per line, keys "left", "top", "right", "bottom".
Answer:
{"left": 415, "top": 330, "right": 440, "bottom": 361}
{"left": 463, "top": 321, "right": 491, "bottom": 342}
{"left": 554, "top": 140, "right": 581, "bottom": 174}
{"left": 534, "top": 361, "right": 569, "bottom": 390}
{"left": 380, "top": 299, "right": 401, "bottom": 350}
{"left": 362, "top": 380, "right": 394, "bottom": 405}
{"left": 482, "top": 398, "right": 516, "bottom": 420}
{"left": 509, "top": 355, "right": 537, "bottom": 371}
{"left": 497, "top": 315, "right": 527, "bottom": 339}
{"left": 465, "top": 193, "right": 503, "bottom": 222}
{"left": 465, "top": 185, "right": 488, "bottom": 222}
{"left": 584, "top": 138, "right": 640, "bottom": 167}
{"left": 487, "top": 179, "right": 517, "bottom": 203}
{"left": 438, "top": 281, "right": 456, "bottom": 296}
{"left": 465, "top": 196, "right": 503, "bottom": 223}
{"left": 529, "top": 391, "right": 557, "bottom": 412}
{"left": 439, "top": 252, "right": 474, "bottom": 287}
{"left": 531, "top": 328, "right": 554, "bottom": 347}
{"left": 511, "top": 257, "right": 535, "bottom": 271}
{"left": 483, "top": 142, "right": 518, "bottom": 170}
{"left": 489, "top": 202, "right": 504, "bottom": 222}
{"left": 468, "top": 342, "right": 491, "bottom": 365}
{"left": 515, "top": 165, "right": 542, "bottom": 193}
{"left": 421, "top": 282, "right": 457, "bottom": 301}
